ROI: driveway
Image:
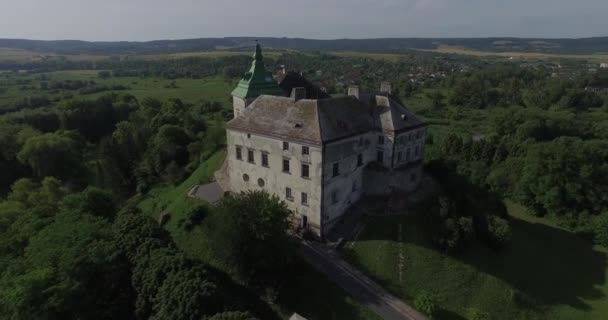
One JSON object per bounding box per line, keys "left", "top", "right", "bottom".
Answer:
{"left": 299, "top": 240, "right": 427, "bottom": 320}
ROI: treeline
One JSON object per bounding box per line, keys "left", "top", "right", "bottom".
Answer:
{"left": 423, "top": 65, "right": 608, "bottom": 247}
{"left": 0, "top": 93, "right": 226, "bottom": 197}
{"left": 2, "top": 37, "right": 608, "bottom": 55}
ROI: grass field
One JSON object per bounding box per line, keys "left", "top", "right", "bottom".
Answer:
{"left": 135, "top": 151, "right": 380, "bottom": 320}
{"left": 421, "top": 45, "right": 608, "bottom": 62}
{"left": 0, "top": 70, "right": 236, "bottom": 107}
{"left": 342, "top": 201, "right": 608, "bottom": 320}
{"left": 0, "top": 47, "right": 110, "bottom": 62}
{"left": 0, "top": 48, "right": 287, "bottom": 63}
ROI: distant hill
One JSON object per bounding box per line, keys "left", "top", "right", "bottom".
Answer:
{"left": 1, "top": 36, "right": 608, "bottom": 55}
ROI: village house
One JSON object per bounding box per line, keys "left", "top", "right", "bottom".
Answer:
{"left": 218, "top": 43, "right": 427, "bottom": 237}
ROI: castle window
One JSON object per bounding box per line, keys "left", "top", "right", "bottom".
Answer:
{"left": 406, "top": 148, "right": 411, "bottom": 161}
{"left": 357, "top": 154, "right": 363, "bottom": 167}
{"left": 236, "top": 146, "right": 242, "bottom": 160}
{"left": 377, "top": 151, "right": 384, "bottom": 163}
{"left": 378, "top": 135, "right": 385, "bottom": 145}
{"left": 302, "top": 146, "right": 309, "bottom": 155}
{"left": 332, "top": 162, "right": 340, "bottom": 177}
{"left": 247, "top": 149, "right": 255, "bottom": 163}
{"left": 286, "top": 187, "right": 293, "bottom": 201}
{"left": 283, "top": 158, "right": 290, "bottom": 173}
{"left": 302, "top": 164, "right": 310, "bottom": 178}
{"left": 243, "top": 174, "right": 249, "bottom": 182}
{"left": 258, "top": 178, "right": 265, "bottom": 187}
{"left": 415, "top": 145, "right": 420, "bottom": 157}
{"left": 283, "top": 141, "right": 289, "bottom": 151}
{"left": 398, "top": 151, "right": 403, "bottom": 162}
{"left": 261, "top": 152, "right": 269, "bottom": 167}
{"left": 301, "top": 192, "right": 308, "bottom": 205}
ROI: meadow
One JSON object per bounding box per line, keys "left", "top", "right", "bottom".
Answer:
{"left": 342, "top": 201, "right": 608, "bottom": 320}
{"left": 421, "top": 45, "right": 608, "bottom": 62}
{"left": 0, "top": 70, "right": 236, "bottom": 107}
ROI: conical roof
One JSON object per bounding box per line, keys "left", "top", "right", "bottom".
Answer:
{"left": 231, "top": 42, "right": 283, "bottom": 99}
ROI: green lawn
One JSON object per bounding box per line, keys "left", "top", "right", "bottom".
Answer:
{"left": 134, "top": 151, "right": 379, "bottom": 320}
{"left": 342, "top": 201, "right": 608, "bottom": 319}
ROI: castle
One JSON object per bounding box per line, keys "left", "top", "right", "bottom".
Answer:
{"left": 219, "top": 43, "right": 426, "bottom": 237}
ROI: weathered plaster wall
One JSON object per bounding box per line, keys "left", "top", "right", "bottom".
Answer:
{"left": 394, "top": 128, "right": 426, "bottom": 168}
{"left": 321, "top": 132, "right": 377, "bottom": 231}
{"left": 226, "top": 129, "right": 323, "bottom": 232}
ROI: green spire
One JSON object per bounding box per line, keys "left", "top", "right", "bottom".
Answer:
{"left": 231, "top": 42, "right": 283, "bottom": 99}
{"left": 254, "top": 42, "right": 263, "bottom": 61}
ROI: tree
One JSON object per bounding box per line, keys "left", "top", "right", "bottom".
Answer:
{"left": 17, "top": 132, "right": 83, "bottom": 181}
{"left": 207, "top": 191, "right": 295, "bottom": 287}
{"left": 151, "top": 267, "right": 220, "bottom": 320}
{"left": 61, "top": 187, "right": 117, "bottom": 220}
{"left": 518, "top": 137, "right": 608, "bottom": 216}
{"left": 0, "top": 211, "right": 134, "bottom": 320}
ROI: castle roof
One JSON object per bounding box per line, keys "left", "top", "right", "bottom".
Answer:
{"left": 231, "top": 43, "right": 284, "bottom": 99}
{"left": 226, "top": 93, "right": 425, "bottom": 146}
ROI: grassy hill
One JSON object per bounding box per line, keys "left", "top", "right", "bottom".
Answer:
{"left": 342, "top": 201, "right": 608, "bottom": 319}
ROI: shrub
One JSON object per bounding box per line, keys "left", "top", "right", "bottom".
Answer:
{"left": 414, "top": 290, "right": 437, "bottom": 317}
{"left": 485, "top": 215, "right": 511, "bottom": 248}
{"left": 467, "top": 308, "right": 490, "bottom": 320}
{"left": 183, "top": 205, "right": 209, "bottom": 231}
{"left": 593, "top": 213, "right": 608, "bottom": 247}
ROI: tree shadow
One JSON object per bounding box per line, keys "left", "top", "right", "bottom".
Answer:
{"left": 276, "top": 257, "right": 382, "bottom": 320}
{"left": 355, "top": 212, "right": 607, "bottom": 314}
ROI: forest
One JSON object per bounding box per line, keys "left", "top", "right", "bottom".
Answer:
{"left": 0, "top": 49, "right": 607, "bottom": 319}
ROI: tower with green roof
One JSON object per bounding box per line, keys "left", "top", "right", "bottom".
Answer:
{"left": 231, "top": 42, "right": 283, "bottom": 118}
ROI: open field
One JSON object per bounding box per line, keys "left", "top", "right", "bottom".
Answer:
{"left": 0, "top": 48, "right": 287, "bottom": 63}
{"left": 341, "top": 201, "right": 608, "bottom": 319}
{"left": 421, "top": 45, "right": 608, "bottom": 61}
{"left": 0, "top": 70, "right": 236, "bottom": 107}
{"left": 0, "top": 47, "right": 110, "bottom": 62}
{"left": 134, "top": 152, "right": 380, "bottom": 320}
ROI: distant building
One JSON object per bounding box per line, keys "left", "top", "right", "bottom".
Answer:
{"left": 600, "top": 63, "right": 608, "bottom": 69}
{"left": 218, "top": 44, "right": 426, "bottom": 237}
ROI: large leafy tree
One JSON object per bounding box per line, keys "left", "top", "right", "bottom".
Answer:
{"left": 207, "top": 190, "right": 295, "bottom": 287}
{"left": 17, "top": 132, "right": 83, "bottom": 181}
{"left": 518, "top": 137, "right": 608, "bottom": 216}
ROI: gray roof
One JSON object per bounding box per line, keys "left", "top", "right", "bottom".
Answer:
{"left": 226, "top": 93, "right": 425, "bottom": 145}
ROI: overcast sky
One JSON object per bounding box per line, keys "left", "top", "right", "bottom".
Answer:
{"left": 1, "top": 0, "right": 606, "bottom": 41}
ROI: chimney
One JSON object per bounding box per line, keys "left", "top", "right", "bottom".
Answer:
{"left": 380, "top": 82, "right": 392, "bottom": 95}
{"left": 291, "top": 87, "right": 306, "bottom": 101}
{"left": 348, "top": 85, "right": 360, "bottom": 99}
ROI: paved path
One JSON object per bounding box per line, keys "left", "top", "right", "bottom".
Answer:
{"left": 300, "top": 240, "right": 427, "bottom": 320}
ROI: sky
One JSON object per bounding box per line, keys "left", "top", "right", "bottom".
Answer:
{"left": 0, "top": 0, "right": 606, "bottom": 41}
